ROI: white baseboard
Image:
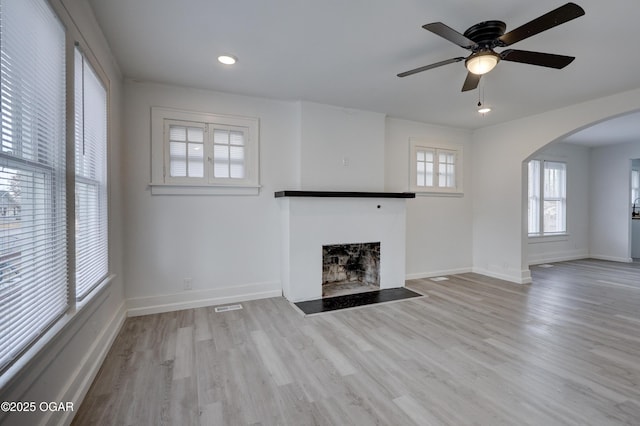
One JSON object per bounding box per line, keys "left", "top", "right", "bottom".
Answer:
{"left": 49, "top": 301, "right": 127, "bottom": 426}
{"left": 406, "top": 267, "right": 472, "bottom": 280}
{"left": 528, "top": 250, "right": 589, "bottom": 265}
{"left": 126, "top": 281, "right": 282, "bottom": 317}
{"left": 472, "top": 267, "right": 532, "bottom": 284}
{"left": 589, "top": 255, "right": 633, "bottom": 263}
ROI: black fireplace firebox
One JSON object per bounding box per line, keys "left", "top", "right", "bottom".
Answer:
{"left": 322, "top": 242, "right": 380, "bottom": 297}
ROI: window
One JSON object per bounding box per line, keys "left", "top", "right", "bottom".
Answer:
{"left": 409, "top": 139, "right": 463, "bottom": 195}
{"left": 75, "top": 47, "right": 109, "bottom": 300}
{"left": 1, "top": 0, "right": 111, "bottom": 377}
{"left": 632, "top": 169, "right": 639, "bottom": 209}
{"left": 151, "top": 108, "right": 259, "bottom": 195}
{"left": 0, "top": 0, "right": 67, "bottom": 371}
{"left": 528, "top": 160, "right": 567, "bottom": 236}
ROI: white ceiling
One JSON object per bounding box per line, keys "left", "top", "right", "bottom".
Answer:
{"left": 562, "top": 112, "right": 640, "bottom": 147}
{"left": 89, "top": 0, "right": 640, "bottom": 131}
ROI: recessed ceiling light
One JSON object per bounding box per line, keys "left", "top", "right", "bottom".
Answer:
{"left": 478, "top": 107, "right": 492, "bottom": 114}
{"left": 217, "top": 55, "right": 237, "bottom": 65}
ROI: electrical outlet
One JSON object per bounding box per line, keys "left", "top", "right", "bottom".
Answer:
{"left": 183, "top": 277, "right": 193, "bottom": 290}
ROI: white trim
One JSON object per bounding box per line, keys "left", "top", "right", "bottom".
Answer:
{"left": 589, "top": 255, "right": 634, "bottom": 263}
{"left": 528, "top": 250, "right": 589, "bottom": 265}
{"left": 126, "top": 281, "right": 281, "bottom": 317}
{"left": 405, "top": 267, "right": 472, "bottom": 280}
{"left": 149, "top": 183, "right": 261, "bottom": 196}
{"left": 472, "top": 267, "right": 532, "bottom": 284}
{"left": 528, "top": 234, "right": 569, "bottom": 243}
{"left": 44, "top": 301, "right": 126, "bottom": 426}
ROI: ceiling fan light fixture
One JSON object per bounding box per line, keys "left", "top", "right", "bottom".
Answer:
{"left": 466, "top": 52, "right": 499, "bottom": 75}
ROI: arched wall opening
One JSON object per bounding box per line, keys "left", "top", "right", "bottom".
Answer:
{"left": 521, "top": 109, "right": 640, "bottom": 272}
{"left": 471, "top": 88, "right": 640, "bottom": 285}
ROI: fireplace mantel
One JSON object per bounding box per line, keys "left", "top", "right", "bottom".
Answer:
{"left": 275, "top": 190, "right": 415, "bottom": 199}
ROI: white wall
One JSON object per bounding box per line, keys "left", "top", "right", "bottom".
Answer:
{"left": 590, "top": 141, "right": 640, "bottom": 262}
{"left": 123, "top": 82, "right": 299, "bottom": 314}
{"left": 472, "top": 89, "right": 640, "bottom": 284}
{"left": 385, "top": 117, "right": 473, "bottom": 278}
{"left": 0, "top": 1, "right": 126, "bottom": 425}
{"left": 527, "top": 143, "right": 590, "bottom": 265}
{"left": 300, "top": 101, "right": 386, "bottom": 191}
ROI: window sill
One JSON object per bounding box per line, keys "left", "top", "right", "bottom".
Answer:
{"left": 528, "top": 234, "right": 569, "bottom": 243}
{"left": 149, "top": 183, "right": 261, "bottom": 196}
{"left": 414, "top": 190, "right": 464, "bottom": 198}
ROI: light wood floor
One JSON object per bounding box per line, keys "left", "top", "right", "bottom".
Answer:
{"left": 73, "top": 259, "right": 640, "bottom": 425}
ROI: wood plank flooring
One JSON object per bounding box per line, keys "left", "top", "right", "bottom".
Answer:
{"left": 72, "top": 259, "right": 640, "bottom": 425}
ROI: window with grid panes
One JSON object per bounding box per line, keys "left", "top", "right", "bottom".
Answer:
{"left": 151, "top": 108, "right": 259, "bottom": 195}
{"left": 409, "top": 139, "right": 462, "bottom": 195}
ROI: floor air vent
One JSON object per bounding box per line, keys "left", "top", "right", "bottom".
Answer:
{"left": 214, "top": 304, "right": 243, "bottom": 313}
{"left": 430, "top": 277, "right": 449, "bottom": 282}
{"left": 538, "top": 264, "right": 554, "bottom": 268}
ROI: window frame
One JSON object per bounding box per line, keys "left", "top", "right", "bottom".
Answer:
{"left": 409, "top": 139, "right": 463, "bottom": 196}
{"left": 151, "top": 107, "right": 260, "bottom": 195}
{"left": 528, "top": 159, "right": 568, "bottom": 238}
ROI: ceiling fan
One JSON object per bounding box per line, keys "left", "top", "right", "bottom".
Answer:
{"left": 398, "top": 2, "right": 585, "bottom": 92}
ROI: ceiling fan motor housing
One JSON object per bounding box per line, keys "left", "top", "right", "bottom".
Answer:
{"left": 463, "top": 20, "right": 506, "bottom": 50}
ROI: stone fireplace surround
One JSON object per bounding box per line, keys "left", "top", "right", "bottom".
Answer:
{"left": 276, "top": 191, "right": 414, "bottom": 302}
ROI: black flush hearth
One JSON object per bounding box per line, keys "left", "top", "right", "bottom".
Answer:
{"left": 294, "top": 288, "right": 422, "bottom": 315}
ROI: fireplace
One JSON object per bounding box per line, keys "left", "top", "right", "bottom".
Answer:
{"left": 276, "top": 191, "right": 413, "bottom": 303}
{"left": 322, "top": 242, "right": 380, "bottom": 297}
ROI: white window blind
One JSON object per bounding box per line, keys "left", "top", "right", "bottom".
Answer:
{"left": 213, "top": 127, "right": 246, "bottom": 179}
{"left": 0, "top": 0, "right": 67, "bottom": 370}
{"left": 528, "top": 159, "right": 567, "bottom": 236}
{"left": 438, "top": 150, "right": 456, "bottom": 188}
{"left": 543, "top": 161, "right": 566, "bottom": 234}
{"left": 528, "top": 160, "right": 541, "bottom": 234}
{"left": 168, "top": 123, "right": 205, "bottom": 178}
{"left": 74, "top": 47, "right": 108, "bottom": 300}
{"left": 416, "top": 149, "right": 434, "bottom": 187}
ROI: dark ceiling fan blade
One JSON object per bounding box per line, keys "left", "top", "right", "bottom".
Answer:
{"left": 500, "top": 49, "right": 575, "bottom": 69}
{"left": 461, "top": 72, "right": 481, "bottom": 92}
{"left": 397, "top": 57, "right": 465, "bottom": 77}
{"left": 423, "top": 23, "right": 476, "bottom": 49}
{"left": 498, "top": 2, "right": 585, "bottom": 47}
